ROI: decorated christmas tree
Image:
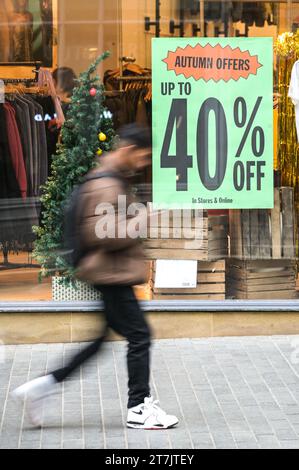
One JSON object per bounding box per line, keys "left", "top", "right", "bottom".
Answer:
{"left": 33, "top": 52, "right": 116, "bottom": 281}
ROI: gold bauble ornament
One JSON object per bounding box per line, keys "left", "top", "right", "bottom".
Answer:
{"left": 98, "top": 132, "right": 107, "bottom": 142}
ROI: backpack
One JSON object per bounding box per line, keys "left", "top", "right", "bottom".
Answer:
{"left": 63, "top": 171, "right": 124, "bottom": 268}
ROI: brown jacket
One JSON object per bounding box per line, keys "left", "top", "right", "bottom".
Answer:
{"left": 76, "top": 156, "right": 150, "bottom": 286}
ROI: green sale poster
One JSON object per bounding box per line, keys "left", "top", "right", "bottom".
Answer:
{"left": 152, "top": 37, "right": 274, "bottom": 209}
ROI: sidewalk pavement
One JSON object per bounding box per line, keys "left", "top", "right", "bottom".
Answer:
{"left": 1, "top": 335, "right": 299, "bottom": 449}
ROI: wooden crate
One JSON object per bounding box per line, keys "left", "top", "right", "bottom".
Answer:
{"left": 145, "top": 211, "right": 228, "bottom": 261}
{"left": 151, "top": 260, "right": 226, "bottom": 300}
{"left": 229, "top": 187, "right": 296, "bottom": 259}
{"left": 226, "top": 258, "right": 297, "bottom": 300}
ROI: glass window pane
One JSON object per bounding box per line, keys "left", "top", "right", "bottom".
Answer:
{"left": 0, "top": 1, "right": 298, "bottom": 303}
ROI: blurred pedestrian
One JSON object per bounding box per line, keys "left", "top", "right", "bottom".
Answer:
{"left": 12, "top": 123, "right": 179, "bottom": 431}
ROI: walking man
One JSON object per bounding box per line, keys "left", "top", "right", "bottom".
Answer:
{"left": 12, "top": 124, "right": 179, "bottom": 431}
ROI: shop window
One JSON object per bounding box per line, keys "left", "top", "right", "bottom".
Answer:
{"left": 0, "top": 1, "right": 298, "bottom": 303}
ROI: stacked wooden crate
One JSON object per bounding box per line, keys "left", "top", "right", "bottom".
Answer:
{"left": 145, "top": 210, "right": 228, "bottom": 300}
{"left": 227, "top": 187, "right": 297, "bottom": 300}
{"left": 145, "top": 210, "right": 228, "bottom": 261}
{"left": 229, "top": 187, "right": 295, "bottom": 259}
{"left": 151, "top": 260, "right": 226, "bottom": 300}
{"left": 226, "top": 259, "right": 297, "bottom": 300}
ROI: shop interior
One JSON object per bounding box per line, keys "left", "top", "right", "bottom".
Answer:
{"left": 0, "top": 0, "right": 299, "bottom": 301}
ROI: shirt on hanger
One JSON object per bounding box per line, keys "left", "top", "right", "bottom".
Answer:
{"left": 3, "top": 103, "right": 27, "bottom": 199}
{"left": 288, "top": 60, "right": 299, "bottom": 142}
{"left": 0, "top": 104, "right": 21, "bottom": 199}
{"left": 14, "top": 97, "right": 34, "bottom": 196}
{"left": 242, "top": 2, "right": 266, "bottom": 27}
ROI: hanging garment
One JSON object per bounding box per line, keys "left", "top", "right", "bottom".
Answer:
{"left": 14, "top": 94, "right": 47, "bottom": 227}
{"left": 242, "top": 2, "right": 266, "bottom": 27}
{"left": 27, "top": 97, "right": 48, "bottom": 194}
{"left": 265, "top": 2, "right": 272, "bottom": 25}
{"left": 14, "top": 95, "right": 47, "bottom": 196}
{"left": 255, "top": 3, "right": 266, "bottom": 27}
{"left": 3, "top": 103, "right": 27, "bottom": 199}
{"left": 270, "top": 2, "right": 278, "bottom": 26}
{"left": 185, "top": 0, "right": 233, "bottom": 21}
{"left": 34, "top": 95, "right": 59, "bottom": 176}
{"left": 288, "top": 61, "right": 299, "bottom": 143}
{"left": 15, "top": 96, "right": 37, "bottom": 197}
{"left": 204, "top": 2, "right": 222, "bottom": 21}
{"left": 242, "top": 2, "right": 256, "bottom": 27}
{"left": 0, "top": 104, "right": 21, "bottom": 199}
{"left": 136, "top": 90, "right": 149, "bottom": 127}
{"left": 104, "top": 95, "right": 128, "bottom": 129}
{"left": 187, "top": 0, "right": 200, "bottom": 16}
{"left": 265, "top": 2, "right": 278, "bottom": 26}
{"left": 13, "top": 98, "right": 34, "bottom": 196}
{"left": 232, "top": 2, "right": 243, "bottom": 23}
{"left": 221, "top": 1, "right": 233, "bottom": 23}
{"left": 0, "top": 90, "right": 50, "bottom": 260}
{"left": 12, "top": 100, "right": 32, "bottom": 196}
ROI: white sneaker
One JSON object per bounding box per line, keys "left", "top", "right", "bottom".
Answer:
{"left": 11, "top": 374, "right": 58, "bottom": 427}
{"left": 127, "top": 397, "right": 179, "bottom": 430}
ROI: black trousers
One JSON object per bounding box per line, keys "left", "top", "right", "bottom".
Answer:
{"left": 52, "top": 285, "right": 151, "bottom": 409}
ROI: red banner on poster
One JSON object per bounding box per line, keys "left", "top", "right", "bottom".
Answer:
{"left": 163, "top": 43, "right": 262, "bottom": 82}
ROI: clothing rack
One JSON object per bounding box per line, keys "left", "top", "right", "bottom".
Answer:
{"left": 0, "top": 68, "right": 50, "bottom": 268}
{"left": 0, "top": 62, "right": 41, "bottom": 66}
{"left": 2, "top": 78, "right": 38, "bottom": 86}
{"left": 104, "top": 90, "right": 125, "bottom": 96}
{"left": 116, "top": 76, "right": 151, "bottom": 82}
{"left": 116, "top": 75, "right": 152, "bottom": 97}
{"left": 118, "top": 56, "right": 151, "bottom": 90}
